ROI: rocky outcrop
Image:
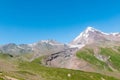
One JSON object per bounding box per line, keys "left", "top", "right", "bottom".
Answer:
{"left": 43, "top": 48, "right": 78, "bottom": 68}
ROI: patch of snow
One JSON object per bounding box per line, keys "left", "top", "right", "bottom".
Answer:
{"left": 69, "top": 44, "right": 85, "bottom": 49}
{"left": 86, "top": 26, "right": 109, "bottom": 35}
{"left": 28, "top": 43, "right": 37, "bottom": 47}
{"left": 17, "top": 45, "right": 24, "bottom": 49}
{"left": 41, "top": 40, "right": 63, "bottom": 45}
{"left": 49, "top": 43, "right": 63, "bottom": 45}
{"left": 41, "top": 40, "right": 49, "bottom": 43}
{"left": 111, "top": 32, "right": 120, "bottom": 36}
{"left": 83, "top": 32, "right": 89, "bottom": 38}
{"left": 85, "top": 26, "right": 96, "bottom": 33}
{"left": 28, "top": 40, "right": 63, "bottom": 47}
{"left": 101, "top": 32, "right": 109, "bottom": 35}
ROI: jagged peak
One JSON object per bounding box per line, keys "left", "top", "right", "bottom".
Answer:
{"left": 83, "top": 26, "right": 111, "bottom": 35}
{"left": 73, "top": 26, "right": 110, "bottom": 42}
{"left": 85, "top": 27, "right": 110, "bottom": 35}
{"left": 41, "top": 40, "right": 64, "bottom": 45}
{"left": 85, "top": 26, "right": 105, "bottom": 34}
{"left": 40, "top": 40, "right": 60, "bottom": 44}
{"left": 73, "top": 26, "right": 98, "bottom": 41}
{"left": 85, "top": 26, "right": 97, "bottom": 32}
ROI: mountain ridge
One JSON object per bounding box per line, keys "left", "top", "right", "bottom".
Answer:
{"left": 70, "top": 27, "right": 120, "bottom": 47}
{"left": 0, "top": 26, "right": 120, "bottom": 57}
{"left": 0, "top": 26, "right": 120, "bottom": 80}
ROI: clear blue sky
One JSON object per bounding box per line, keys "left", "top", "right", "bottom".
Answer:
{"left": 0, "top": 0, "right": 120, "bottom": 44}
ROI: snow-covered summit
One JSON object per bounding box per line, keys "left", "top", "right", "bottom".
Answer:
{"left": 70, "top": 26, "right": 120, "bottom": 48}
{"left": 85, "top": 27, "right": 97, "bottom": 32}
{"left": 85, "top": 26, "right": 109, "bottom": 35}
{"left": 73, "top": 26, "right": 106, "bottom": 42}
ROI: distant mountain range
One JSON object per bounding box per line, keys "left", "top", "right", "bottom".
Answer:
{"left": 0, "top": 40, "right": 69, "bottom": 60}
{"left": 0, "top": 27, "right": 120, "bottom": 79}
{"left": 1, "top": 27, "right": 120, "bottom": 55}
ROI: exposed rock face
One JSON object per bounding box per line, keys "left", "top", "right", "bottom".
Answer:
{"left": 43, "top": 27, "right": 120, "bottom": 72}
{"left": 1, "top": 26, "right": 120, "bottom": 73}
{"left": 1, "top": 27, "right": 120, "bottom": 56}
{"left": 43, "top": 48, "right": 78, "bottom": 68}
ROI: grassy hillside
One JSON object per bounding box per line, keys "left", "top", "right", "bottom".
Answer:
{"left": 76, "top": 46, "right": 120, "bottom": 73}
{"left": 100, "top": 47, "right": 120, "bottom": 71}
{"left": 0, "top": 53, "right": 119, "bottom": 80}
{"left": 76, "top": 48, "right": 111, "bottom": 71}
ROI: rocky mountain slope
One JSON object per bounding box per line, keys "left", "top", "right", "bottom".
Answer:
{"left": 43, "top": 27, "right": 120, "bottom": 79}
{"left": 0, "top": 54, "right": 118, "bottom": 80}
{"left": 0, "top": 27, "right": 120, "bottom": 79}
{"left": 0, "top": 40, "right": 69, "bottom": 60}
{"left": 70, "top": 27, "right": 120, "bottom": 47}
{"left": 44, "top": 27, "right": 120, "bottom": 68}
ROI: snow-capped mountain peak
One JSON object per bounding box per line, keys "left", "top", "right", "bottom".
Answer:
{"left": 85, "top": 27, "right": 109, "bottom": 35}
{"left": 85, "top": 26, "right": 97, "bottom": 33}
{"left": 70, "top": 26, "right": 120, "bottom": 48}
{"left": 73, "top": 26, "right": 98, "bottom": 42}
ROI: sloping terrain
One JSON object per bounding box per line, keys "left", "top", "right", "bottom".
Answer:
{"left": 0, "top": 54, "right": 119, "bottom": 80}
{"left": 42, "top": 27, "right": 120, "bottom": 79}
{"left": 76, "top": 45, "right": 120, "bottom": 78}
{"left": 0, "top": 27, "right": 120, "bottom": 79}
